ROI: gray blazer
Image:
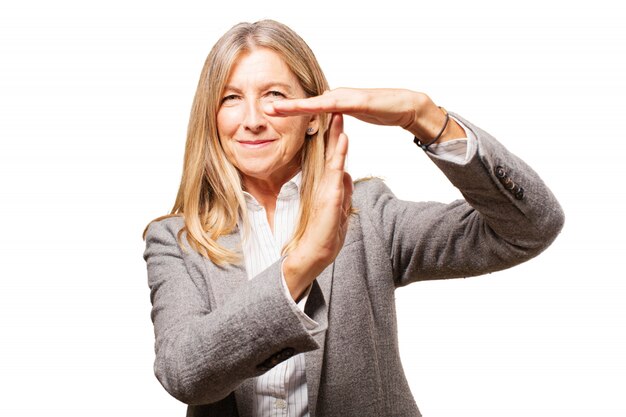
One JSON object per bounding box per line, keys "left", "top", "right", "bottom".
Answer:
{"left": 144, "top": 115, "right": 564, "bottom": 417}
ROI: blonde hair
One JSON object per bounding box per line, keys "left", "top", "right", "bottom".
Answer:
{"left": 146, "top": 20, "right": 330, "bottom": 265}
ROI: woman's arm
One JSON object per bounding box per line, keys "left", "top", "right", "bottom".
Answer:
{"left": 144, "top": 218, "right": 320, "bottom": 405}
{"left": 356, "top": 113, "right": 564, "bottom": 284}
{"left": 269, "top": 89, "right": 564, "bottom": 284}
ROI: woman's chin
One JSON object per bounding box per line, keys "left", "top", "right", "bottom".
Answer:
{"left": 238, "top": 163, "right": 300, "bottom": 186}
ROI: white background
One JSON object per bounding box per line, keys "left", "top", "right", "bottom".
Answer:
{"left": 1, "top": 1, "right": 625, "bottom": 416}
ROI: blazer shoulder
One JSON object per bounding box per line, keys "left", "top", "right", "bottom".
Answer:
{"left": 348, "top": 177, "right": 400, "bottom": 247}
{"left": 143, "top": 216, "right": 186, "bottom": 262}
{"left": 145, "top": 215, "right": 185, "bottom": 240}
{"left": 352, "top": 177, "right": 393, "bottom": 208}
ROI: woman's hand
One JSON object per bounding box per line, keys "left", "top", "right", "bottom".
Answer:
{"left": 265, "top": 88, "right": 465, "bottom": 144}
{"left": 282, "top": 113, "right": 353, "bottom": 301}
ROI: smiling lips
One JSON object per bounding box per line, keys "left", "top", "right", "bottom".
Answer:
{"left": 237, "top": 139, "right": 276, "bottom": 148}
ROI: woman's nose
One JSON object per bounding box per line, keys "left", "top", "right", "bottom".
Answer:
{"left": 242, "top": 99, "right": 267, "bottom": 132}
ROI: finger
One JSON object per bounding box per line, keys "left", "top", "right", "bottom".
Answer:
{"left": 267, "top": 89, "right": 359, "bottom": 116}
{"left": 269, "top": 96, "right": 336, "bottom": 116}
{"left": 342, "top": 172, "right": 354, "bottom": 216}
{"left": 262, "top": 99, "right": 309, "bottom": 117}
{"left": 329, "top": 132, "right": 349, "bottom": 173}
{"left": 326, "top": 113, "right": 344, "bottom": 162}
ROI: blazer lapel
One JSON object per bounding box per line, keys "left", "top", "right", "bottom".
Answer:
{"left": 305, "top": 220, "right": 359, "bottom": 415}
{"left": 234, "top": 379, "right": 254, "bottom": 417}
{"left": 305, "top": 263, "right": 334, "bottom": 417}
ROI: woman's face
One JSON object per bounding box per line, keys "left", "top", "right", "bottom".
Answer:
{"left": 217, "top": 47, "right": 316, "bottom": 186}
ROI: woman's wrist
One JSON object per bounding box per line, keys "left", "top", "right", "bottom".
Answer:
{"left": 404, "top": 93, "right": 465, "bottom": 145}
{"left": 282, "top": 248, "right": 326, "bottom": 301}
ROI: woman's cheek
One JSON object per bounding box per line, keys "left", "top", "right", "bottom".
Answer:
{"left": 271, "top": 114, "right": 308, "bottom": 137}
{"left": 216, "top": 112, "right": 236, "bottom": 163}
{"left": 217, "top": 108, "right": 239, "bottom": 137}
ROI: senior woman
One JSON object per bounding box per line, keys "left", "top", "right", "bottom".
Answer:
{"left": 143, "top": 19, "right": 564, "bottom": 417}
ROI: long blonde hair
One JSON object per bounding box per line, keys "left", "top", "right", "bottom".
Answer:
{"left": 146, "top": 20, "right": 330, "bottom": 265}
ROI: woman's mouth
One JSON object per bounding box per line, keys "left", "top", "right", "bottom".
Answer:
{"left": 237, "top": 139, "right": 276, "bottom": 149}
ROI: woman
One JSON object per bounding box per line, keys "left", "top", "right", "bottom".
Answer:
{"left": 144, "top": 19, "right": 564, "bottom": 417}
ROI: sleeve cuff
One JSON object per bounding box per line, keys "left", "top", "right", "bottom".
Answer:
{"left": 427, "top": 116, "right": 477, "bottom": 164}
{"left": 279, "top": 259, "right": 322, "bottom": 333}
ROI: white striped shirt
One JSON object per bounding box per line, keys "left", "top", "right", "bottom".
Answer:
{"left": 239, "top": 120, "right": 475, "bottom": 417}
{"left": 240, "top": 173, "right": 315, "bottom": 417}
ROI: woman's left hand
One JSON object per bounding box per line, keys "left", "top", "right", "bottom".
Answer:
{"left": 282, "top": 113, "right": 353, "bottom": 301}
{"left": 264, "top": 88, "right": 465, "bottom": 144}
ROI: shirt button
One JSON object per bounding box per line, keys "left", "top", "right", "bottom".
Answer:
{"left": 275, "top": 399, "right": 287, "bottom": 409}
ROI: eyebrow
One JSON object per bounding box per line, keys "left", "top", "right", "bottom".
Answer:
{"left": 222, "top": 81, "right": 296, "bottom": 94}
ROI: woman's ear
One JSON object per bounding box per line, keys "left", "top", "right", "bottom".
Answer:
{"left": 306, "top": 115, "right": 320, "bottom": 135}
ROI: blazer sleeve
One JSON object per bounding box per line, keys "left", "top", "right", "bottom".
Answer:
{"left": 143, "top": 218, "right": 319, "bottom": 405}
{"left": 355, "top": 113, "right": 565, "bottom": 286}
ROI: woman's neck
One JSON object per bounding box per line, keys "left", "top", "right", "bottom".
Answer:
{"left": 242, "top": 167, "right": 301, "bottom": 232}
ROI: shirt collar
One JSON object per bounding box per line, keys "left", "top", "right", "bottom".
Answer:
{"left": 242, "top": 171, "right": 302, "bottom": 211}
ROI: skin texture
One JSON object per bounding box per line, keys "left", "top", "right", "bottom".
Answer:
{"left": 217, "top": 48, "right": 465, "bottom": 301}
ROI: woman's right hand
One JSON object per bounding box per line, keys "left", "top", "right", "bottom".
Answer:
{"left": 266, "top": 88, "right": 466, "bottom": 147}
{"left": 282, "top": 113, "right": 353, "bottom": 300}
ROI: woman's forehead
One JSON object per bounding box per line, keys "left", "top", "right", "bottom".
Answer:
{"left": 225, "top": 48, "right": 303, "bottom": 93}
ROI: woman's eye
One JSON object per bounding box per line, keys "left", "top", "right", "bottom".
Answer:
{"left": 268, "top": 90, "right": 286, "bottom": 99}
{"left": 221, "top": 94, "right": 239, "bottom": 104}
